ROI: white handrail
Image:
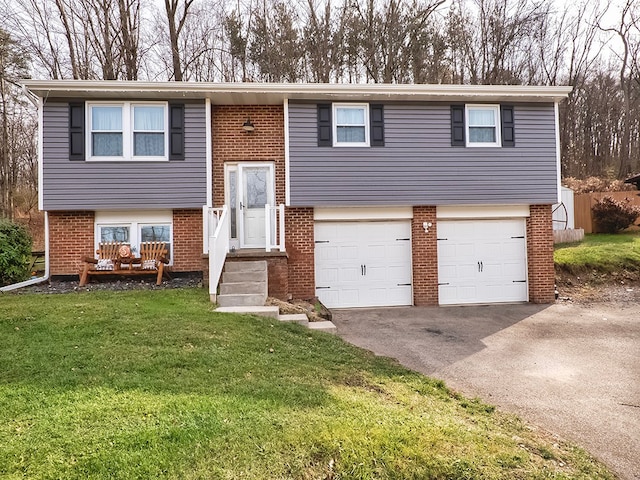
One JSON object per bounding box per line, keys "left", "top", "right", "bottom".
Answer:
{"left": 264, "top": 204, "right": 285, "bottom": 252}
{"left": 208, "top": 205, "right": 229, "bottom": 302}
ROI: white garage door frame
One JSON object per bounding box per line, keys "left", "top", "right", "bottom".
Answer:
{"left": 436, "top": 205, "right": 530, "bottom": 306}
{"left": 314, "top": 207, "right": 414, "bottom": 309}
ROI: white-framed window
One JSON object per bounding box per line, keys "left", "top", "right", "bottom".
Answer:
{"left": 95, "top": 210, "right": 173, "bottom": 263}
{"left": 88, "top": 102, "right": 168, "bottom": 161}
{"left": 466, "top": 105, "right": 501, "bottom": 147}
{"left": 333, "top": 103, "right": 369, "bottom": 147}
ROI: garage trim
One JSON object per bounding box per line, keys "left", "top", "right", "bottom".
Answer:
{"left": 437, "top": 205, "right": 530, "bottom": 219}
{"left": 315, "top": 206, "right": 413, "bottom": 221}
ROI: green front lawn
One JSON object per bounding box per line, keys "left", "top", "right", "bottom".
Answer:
{"left": 0, "top": 289, "right": 613, "bottom": 479}
{"left": 554, "top": 231, "right": 640, "bottom": 273}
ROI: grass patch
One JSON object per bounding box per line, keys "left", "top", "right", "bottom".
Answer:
{"left": 554, "top": 231, "right": 640, "bottom": 274}
{"left": 0, "top": 288, "right": 614, "bottom": 479}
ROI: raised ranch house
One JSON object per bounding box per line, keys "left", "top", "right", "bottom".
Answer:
{"left": 22, "top": 81, "right": 571, "bottom": 308}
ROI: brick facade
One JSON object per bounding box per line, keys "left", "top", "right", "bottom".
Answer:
{"left": 48, "top": 211, "right": 95, "bottom": 275}
{"left": 212, "top": 105, "right": 285, "bottom": 206}
{"left": 48, "top": 209, "right": 203, "bottom": 278}
{"left": 285, "top": 207, "right": 315, "bottom": 300}
{"left": 172, "top": 209, "right": 205, "bottom": 272}
{"left": 527, "top": 204, "right": 556, "bottom": 303}
{"left": 412, "top": 206, "right": 439, "bottom": 305}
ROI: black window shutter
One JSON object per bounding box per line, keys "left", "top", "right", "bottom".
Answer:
{"left": 370, "top": 104, "right": 384, "bottom": 146}
{"left": 317, "top": 104, "right": 332, "bottom": 147}
{"left": 501, "top": 105, "right": 515, "bottom": 147}
{"left": 451, "top": 104, "right": 465, "bottom": 146}
{"left": 69, "top": 102, "right": 85, "bottom": 161}
{"left": 169, "top": 103, "right": 185, "bottom": 160}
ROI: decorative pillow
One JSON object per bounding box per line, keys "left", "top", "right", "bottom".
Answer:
{"left": 118, "top": 245, "right": 131, "bottom": 258}
{"left": 142, "top": 259, "right": 157, "bottom": 270}
{"left": 96, "top": 259, "right": 114, "bottom": 271}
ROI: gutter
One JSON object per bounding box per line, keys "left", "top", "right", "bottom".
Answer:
{"left": 1, "top": 89, "right": 51, "bottom": 292}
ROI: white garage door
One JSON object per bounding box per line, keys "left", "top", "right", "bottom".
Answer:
{"left": 437, "top": 219, "right": 528, "bottom": 305}
{"left": 315, "top": 221, "right": 413, "bottom": 308}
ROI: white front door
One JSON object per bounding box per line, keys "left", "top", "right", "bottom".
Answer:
{"left": 226, "top": 164, "right": 274, "bottom": 249}
{"left": 315, "top": 221, "right": 413, "bottom": 308}
{"left": 437, "top": 219, "right": 528, "bottom": 305}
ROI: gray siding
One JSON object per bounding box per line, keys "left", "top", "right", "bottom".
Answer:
{"left": 288, "top": 102, "right": 558, "bottom": 206}
{"left": 42, "top": 101, "right": 207, "bottom": 210}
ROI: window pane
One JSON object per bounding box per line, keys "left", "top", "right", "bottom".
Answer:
{"left": 93, "top": 132, "right": 123, "bottom": 156}
{"left": 92, "top": 106, "right": 122, "bottom": 130}
{"left": 134, "top": 106, "right": 164, "bottom": 131}
{"left": 337, "top": 126, "right": 366, "bottom": 143}
{"left": 336, "top": 107, "right": 365, "bottom": 125}
{"left": 140, "top": 225, "right": 171, "bottom": 260}
{"left": 134, "top": 133, "right": 164, "bottom": 156}
{"left": 468, "top": 109, "right": 496, "bottom": 126}
{"left": 100, "top": 226, "right": 130, "bottom": 243}
{"left": 469, "top": 126, "right": 496, "bottom": 143}
{"left": 245, "top": 168, "right": 268, "bottom": 208}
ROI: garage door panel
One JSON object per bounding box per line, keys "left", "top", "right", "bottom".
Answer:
{"left": 315, "top": 221, "right": 413, "bottom": 308}
{"left": 438, "top": 219, "right": 528, "bottom": 305}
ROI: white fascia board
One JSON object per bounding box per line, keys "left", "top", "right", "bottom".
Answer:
{"left": 205, "top": 97, "right": 212, "bottom": 208}
{"left": 555, "top": 102, "right": 562, "bottom": 204}
{"left": 314, "top": 206, "right": 413, "bottom": 221}
{"left": 436, "top": 205, "right": 530, "bottom": 219}
{"left": 21, "top": 80, "right": 573, "bottom": 104}
{"left": 37, "top": 96, "right": 44, "bottom": 211}
{"left": 284, "top": 98, "right": 290, "bottom": 206}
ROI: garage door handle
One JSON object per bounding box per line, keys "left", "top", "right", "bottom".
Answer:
{"left": 397, "top": 283, "right": 412, "bottom": 286}
{"left": 396, "top": 238, "right": 410, "bottom": 241}
{"left": 316, "top": 286, "right": 331, "bottom": 289}
{"left": 315, "top": 240, "right": 330, "bottom": 244}
{"left": 511, "top": 236, "right": 525, "bottom": 239}
{"left": 361, "top": 265, "right": 366, "bottom": 275}
{"left": 438, "top": 282, "right": 450, "bottom": 286}
{"left": 513, "top": 280, "right": 527, "bottom": 283}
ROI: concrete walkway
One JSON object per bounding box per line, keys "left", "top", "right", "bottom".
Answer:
{"left": 332, "top": 302, "right": 640, "bottom": 480}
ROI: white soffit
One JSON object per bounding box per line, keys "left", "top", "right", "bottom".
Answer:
{"left": 314, "top": 206, "right": 413, "bottom": 221}
{"left": 22, "top": 80, "right": 573, "bottom": 104}
{"left": 436, "top": 205, "right": 530, "bottom": 219}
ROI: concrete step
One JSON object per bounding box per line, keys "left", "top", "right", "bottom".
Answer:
{"left": 220, "top": 281, "right": 266, "bottom": 296}
{"left": 215, "top": 305, "right": 280, "bottom": 319}
{"left": 217, "top": 293, "right": 267, "bottom": 307}
{"left": 222, "top": 270, "right": 267, "bottom": 284}
{"left": 224, "top": 261, "right": 267, "bottom": 273}
{"left": 278, "top": 313, "right": 309, "bottom": 326}
{"left": 307, "top": 320, "right": 337, "bottom": 334}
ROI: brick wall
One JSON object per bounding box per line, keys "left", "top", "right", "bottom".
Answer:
{"left": 212, "top": 105, "right": 285, "bottom": 206}
{"left": 48, "top": 211, "right": 95, "bottom": 275}
{"left": 412, "top": 206, "right": 439, "bottom": 305}
{"left": 172, "top": 209, "right": 204, "bottom": 272}
{"left": 285, "top": 207, "right": 315, "bottom": 300}
{"left": 527, "top": 204, "right": 555, "bottom": 303}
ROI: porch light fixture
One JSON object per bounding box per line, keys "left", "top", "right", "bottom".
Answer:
{"left": 242, "top": 117, "right": 255, "bottom": 133}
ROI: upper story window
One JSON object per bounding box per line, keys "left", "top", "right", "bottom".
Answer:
{"left": 88, "top": 102, "right": 168, "bottom": 161}
{"left": 466, "top": 105, "right": 501, "bottom": 147}
{"left": 333, "top": 104, "right": 369, "bottom": 147}
{"left": 452, "top": 104, "right": 514, "bottom": 148}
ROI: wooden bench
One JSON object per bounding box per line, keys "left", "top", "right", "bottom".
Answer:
{"left": 79, "top": 241, "right": 170, "bottom": 286}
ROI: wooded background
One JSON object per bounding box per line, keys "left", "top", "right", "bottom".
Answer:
{"left": 1, "top": 0, "right": 639, "bottom": 220}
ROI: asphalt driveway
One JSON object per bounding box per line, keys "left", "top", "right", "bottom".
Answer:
{"left": 332, "top": 302, "right": 640, "bottom": 480}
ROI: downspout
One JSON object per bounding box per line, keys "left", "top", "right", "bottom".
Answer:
{"left": 1, "top": 88, "right": 50, "bottom": 292}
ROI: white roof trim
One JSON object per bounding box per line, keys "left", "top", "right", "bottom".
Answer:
{"left": 21, "top": 80, "right": 572, "bottom": 104}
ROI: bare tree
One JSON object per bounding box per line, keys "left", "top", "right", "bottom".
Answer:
{"left": 0, "top": 28, "right": 30, "bottom": 220}
{"left": 164, "top": 0, "right": 195, "bottom": 81}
